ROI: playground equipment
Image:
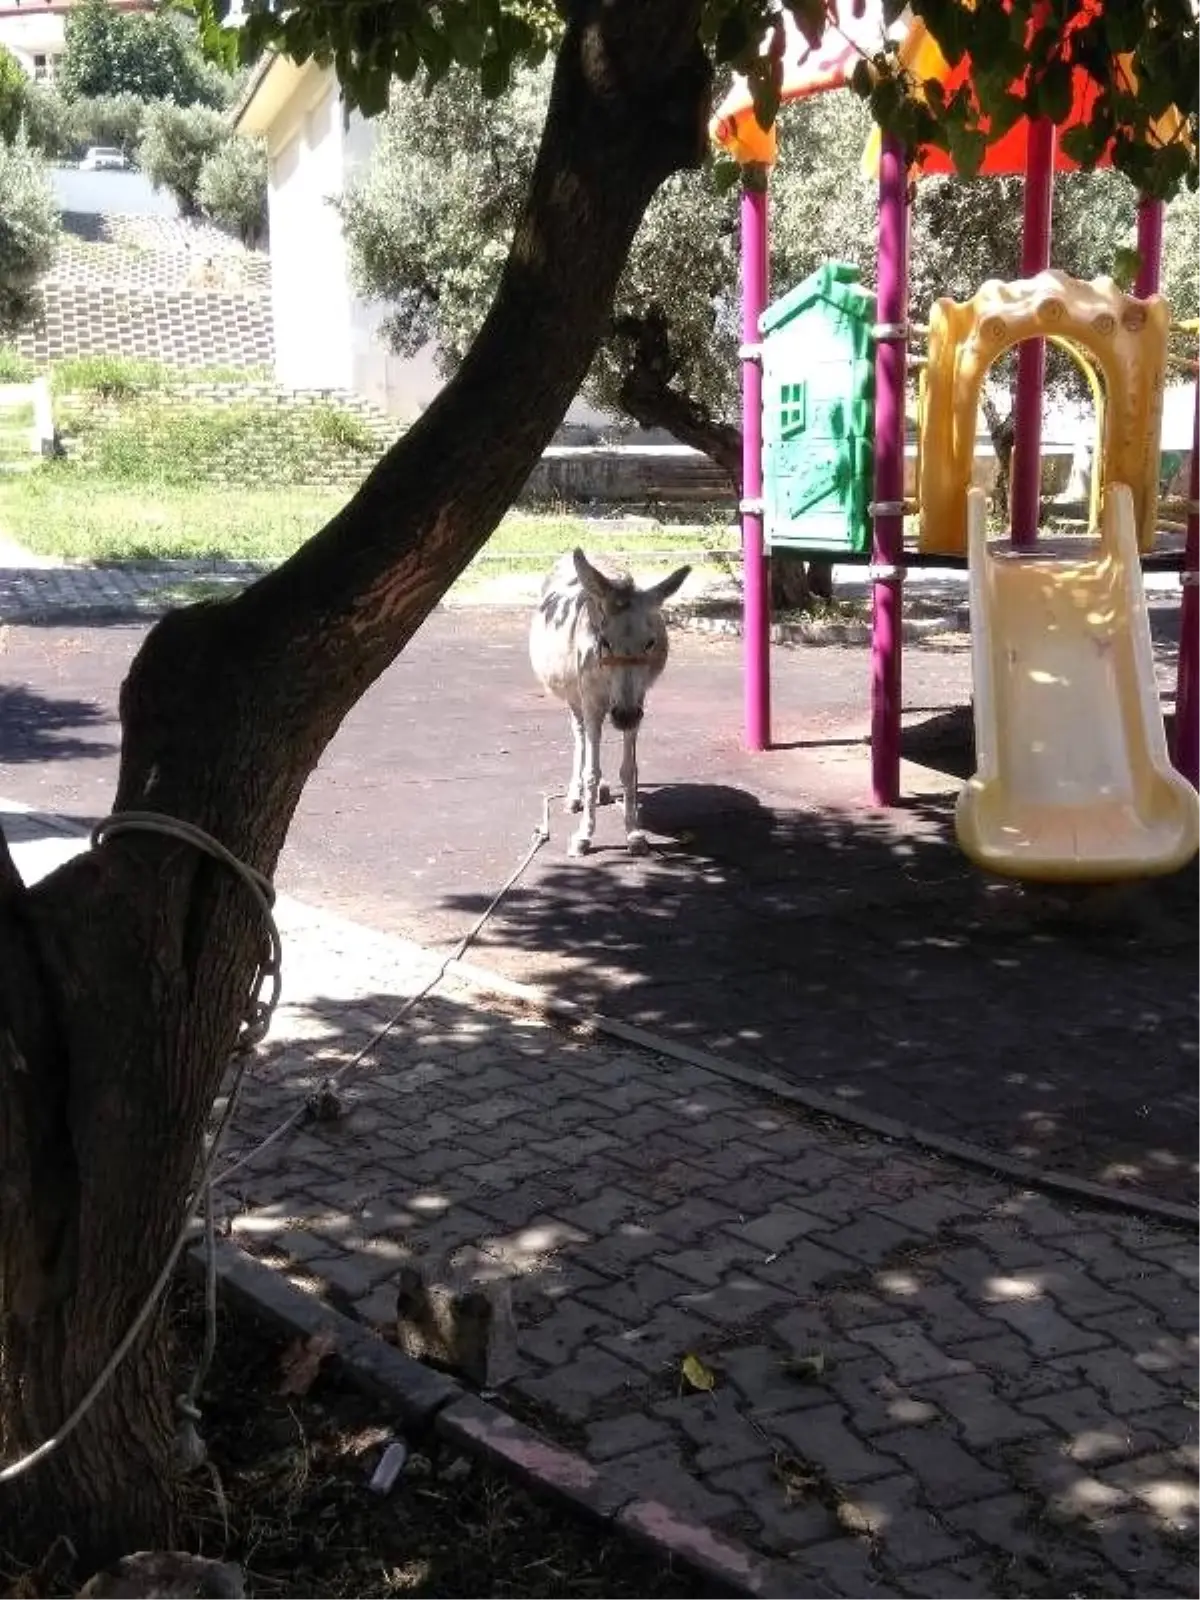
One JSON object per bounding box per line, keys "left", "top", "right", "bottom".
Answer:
{"left": 711, "top": 2, "right": 1198, "bottom": 882}
{"left": 957, "top": 484, "right": 1199, "bottom": 880}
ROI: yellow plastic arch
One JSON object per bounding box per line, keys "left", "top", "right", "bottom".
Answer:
{"left": 1047, "top": 332, "right": 1105, "bottom": 533}
{"left": 919, "top": 270, "right": 1169, "bottom": 556}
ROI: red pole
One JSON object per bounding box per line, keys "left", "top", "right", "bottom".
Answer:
{"left": 870, "top": 132, "right": 909, "bottom": 806}
{"left": 1134, "top": 196, "right": 1165, "bottom": 298}
{"left": 1009, "top": 115, "right": 1056, "bottom": 547}
{"left": 741, "top": 182, "right": 771, "bottom": 751}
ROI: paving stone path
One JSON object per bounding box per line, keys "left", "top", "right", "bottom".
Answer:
{"left": 8, "top": 805, "right": 1196, "bottom": 1600}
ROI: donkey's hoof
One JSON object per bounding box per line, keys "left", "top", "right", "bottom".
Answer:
{"left": 598, "top": 782, "right": 612, "bottom": 806}
{"left": 569, "top": 831, "right": 593, "bottom": 857}
{"left": 626, "top": 830, "right": 649, "bottom": 857}
{"left": 565, "top": 793, "right": 584, "bottom": 814}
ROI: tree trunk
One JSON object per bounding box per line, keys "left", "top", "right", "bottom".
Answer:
{"left": 0, "top": 0, "right": 710, "bottom": 1568}
{"left": 980, "top": 392, "right": 1016, "bottom": 521}
{"left": 612, "top": 308, "right": 833, "bottom": 612}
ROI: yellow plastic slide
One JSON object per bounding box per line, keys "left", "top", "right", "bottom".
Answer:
{"left": 956, "top": 484, "right": 1199, "bottom": 882}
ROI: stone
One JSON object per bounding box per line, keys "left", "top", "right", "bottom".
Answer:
{"left": 79, "top": 1554, "right": 244, "bottom": 1598}
{"left": 393, "top": 1256, "right": 518, "bottom": 1388}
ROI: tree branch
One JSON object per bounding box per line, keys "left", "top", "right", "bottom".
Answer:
{"left": 612, "top": 307, "right": 743, "bottom": 492}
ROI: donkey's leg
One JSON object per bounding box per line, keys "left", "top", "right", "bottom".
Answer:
{"left": 569, "top": 713, "right": 605, "bottom": 855}
{"left": 565, "top": 706, "right": 585, "bottom": 812}
{"left": 566, "top": 706, "right": 609, "bottom": 811}
{"left": 620, "top": 727, "right": 648, "bottom": 855}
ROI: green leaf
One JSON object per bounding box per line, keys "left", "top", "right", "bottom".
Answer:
{"left": 1037, "top": 59, "right": 1073, "bottom": 125}
{"left": 787, "top": 0, "right": 828, "bottom": 52}
{"left": 1060, "top": 121, "right": 1103, "bottom": 168}
{"left": 946, "top": 122, "right": 988, "bottom": 179}
{"left": 712, "top": 154, "right": 742, "bottom": 195}
{"left": 479, "top": 50, "right": 510, "bottom": 99}
{"left": 1110, "top": 246, "right": 1141, "bottom": 291}
{"left": 850, "top": 59, "right": 875, "bottom": 100}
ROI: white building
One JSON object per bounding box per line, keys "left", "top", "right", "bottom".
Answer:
{"left": 0, "top": 0, "right": 152, "bottom": 82}
{"left": 234, "top": 52, "right": 609, "bottom": 427}
{"left": 233, "top": 52, "right": 430, "bottom": 417}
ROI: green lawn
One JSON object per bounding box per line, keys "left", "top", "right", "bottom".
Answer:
{"left": 0, "top": 467, "right": 723, "bottom": 571}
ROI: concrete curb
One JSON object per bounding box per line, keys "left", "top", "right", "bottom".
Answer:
{"left": 186, "top": 1239, "right": 782, "bottom": 1598}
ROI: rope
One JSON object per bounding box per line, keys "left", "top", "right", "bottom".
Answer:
{"left": 1, "top": 810, "right": 276, "bottom": 1485}
{"left": 0, "top": 794, "right": 560, "bottom": 1484}
{"left": 0, "top": 1053, "right": 248, "bottom": 1486}
{"left": 92, "top": 812, "right": 282, "bottom": 1049}
{"left": 217, "top": 790, "right": 558, "bottom": 1187}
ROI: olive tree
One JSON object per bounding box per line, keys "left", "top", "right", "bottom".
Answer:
{"left": 0, "top": 129, "right": 60, "bottom": 333}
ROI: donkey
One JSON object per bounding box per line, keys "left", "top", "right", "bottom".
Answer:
{"left": 530, "top": 548, "right": 690, "bottom": 856}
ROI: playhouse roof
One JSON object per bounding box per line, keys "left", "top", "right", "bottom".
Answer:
{"left": 711, "top": 1, "right": 1186, "bottom": 179}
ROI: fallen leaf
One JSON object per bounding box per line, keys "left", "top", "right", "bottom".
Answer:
{"left": 278, "top": 1328, "right": 337, "bottom": 1397}
{"left": 680, "top": 1352, "right": 716, "bottom": 1393}
{"left": 773, "top": 1452, "right": 820, "bottom": 1505}
{"left": 782, "top": 1351, "right": 831, "bottom": 1382}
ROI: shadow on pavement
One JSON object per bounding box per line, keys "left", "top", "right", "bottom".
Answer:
{"left": 0, "top": 683, "right": 118, "bottom": 765}
{"left": 438, "top": 762, "right": 1198, "bottom": 1208}
{"left": 220, "top": 978, "right": 1198, "bottom": 1598}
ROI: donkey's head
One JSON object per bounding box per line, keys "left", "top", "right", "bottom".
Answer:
{"left": 573, "top": 548, "right": 690, "bottom": 732}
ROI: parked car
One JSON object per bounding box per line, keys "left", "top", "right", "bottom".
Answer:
{"left": 79, "top": 147, "right": 129, "bottom": 172}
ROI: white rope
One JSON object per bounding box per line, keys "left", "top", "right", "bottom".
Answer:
{"left": 0, "top": 794, "right": 560, "bottom": 1484}
{"left": 217, "top": 791, "right": 559, "bottom": 1187}
{"left": 91, "top": 812, "right": 283, "bottom": 1049}
{"left": 0, "top": 1053, "right": 248, "bottom": 1485}
{"left": 1, "top": 811, "right": 276, "bottom": 1484}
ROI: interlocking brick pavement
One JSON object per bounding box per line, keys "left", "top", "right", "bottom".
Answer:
{"left": 8, "top": 804, "right": 1199, "bottom": 1598}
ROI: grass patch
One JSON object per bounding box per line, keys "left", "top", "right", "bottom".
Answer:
{"left": 0, "top": 466, "right": 724, "bottom": 570}
{"left": 0, "top": 472, "right": 348, "bottom": 562}
{"left": 59, "top": 400, "right": 385, "bottom": 488}
{"left": 0, "top": 346, "right": 35, "bottom": 384}
{"left": 50, "top": 356, "right": 276, "bottom": 398}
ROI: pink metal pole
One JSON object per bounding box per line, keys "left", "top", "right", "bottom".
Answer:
{"left": 1173, "top": 379, "right": 1199, "bottom": 788}
{"left": 1009, "top": 115, "right": 1057, "bottom": 547}
{"left": 1134, "top": 195, "right": 1165, "bottom": 297}
{"left": 741, "top": 182, "right": 771, "bottom": 751}
{"left": 870, "top": 132, "right": 909, "bottom": 806}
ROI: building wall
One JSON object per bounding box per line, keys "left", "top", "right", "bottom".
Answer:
{"left": 0, "top": 0, "right": 154, "bottom": 79}
{"left": 265, "top": 78, "right": 355, "bottom": 393}
{"left": 259, "top": 64, "right": 615, "bottom": 427}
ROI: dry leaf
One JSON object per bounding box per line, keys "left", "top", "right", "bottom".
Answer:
{"left": 680, "top": 1352, "right": 716, "bottom": 1393}
{"left": 782, "top": 1351, "right": 830, "bottom": 1382}
{"left": 277, "top": 1328, "right": 336, "bottom": 1397}
{"left": 773, "top": 1452, "right": 820, "bottom": 1505}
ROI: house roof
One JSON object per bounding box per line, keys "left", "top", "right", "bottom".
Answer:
{"left": 231, "top": 47, "right": 327, "bottom": 136}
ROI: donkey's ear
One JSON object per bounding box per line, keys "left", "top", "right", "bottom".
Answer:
{"left": 645, "top": 564, "right": 691, "bottom": 606}
{"left": 572, "top": 548, "right": 611, "bottom": 600}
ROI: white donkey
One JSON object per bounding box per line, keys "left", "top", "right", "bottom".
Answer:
{"left": 530, "top": 548, "right": 690, "bottom": 856}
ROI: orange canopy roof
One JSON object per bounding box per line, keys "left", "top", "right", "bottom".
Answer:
{"left": 710, "top": 3, "right": 893, "bottom": 166}
{"left": 711, "top": 1, "right": 1186, "bottom": 178}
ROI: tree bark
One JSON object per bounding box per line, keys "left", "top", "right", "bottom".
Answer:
{"left": 980, "top": 392, "right": 1016, "bottom": 520}
{"left": 611, "top": 308, "right": 833, "bottom": 612}
{"left": 0, "top": 0, "right": 710, "bottom": 1568}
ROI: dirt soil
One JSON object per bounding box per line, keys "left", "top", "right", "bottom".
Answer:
{"left": 174, "top": 1285, "right": 720, "bottom": 1599}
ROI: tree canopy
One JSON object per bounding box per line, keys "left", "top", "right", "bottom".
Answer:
{"left": 203, "top": 1, "right": 1197, "bottom": 198}
{"left": 59, "top": 0, "right": 233, "bottom": 107}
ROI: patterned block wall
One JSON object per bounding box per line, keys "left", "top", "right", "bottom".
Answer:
{"left": 10, "top": 211, "right": 274, "bottom": 371}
